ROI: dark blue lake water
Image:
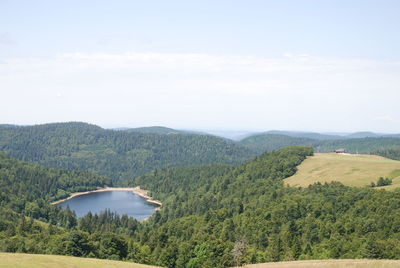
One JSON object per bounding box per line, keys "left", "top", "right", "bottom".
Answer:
{"left": 57, "top": 191, "right": 157, "bottom": 220}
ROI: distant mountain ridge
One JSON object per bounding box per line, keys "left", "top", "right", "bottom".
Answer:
{"left": 112, "top": 126, "right": 400, "bottom": 141}
{"left": 238, "top": 132, "right": 400, "bottom": 156}
{"left": 122, "top": 126, "right": 186, "bottom": 135}
{"left": 251, "top": 130, "right": 400, "bottom": 141}
{"left": 238, "top": 134, "right": 315, "bottom": 154}
{"left": 1, "top": 122, "right": 400, "bottom": 184}
{"left": 263, "top": 130, "right": 343, "bottom": 140}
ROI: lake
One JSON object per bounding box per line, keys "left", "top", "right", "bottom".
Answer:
{"left": 57, "top": 190, "right": 157, "bottom": 220}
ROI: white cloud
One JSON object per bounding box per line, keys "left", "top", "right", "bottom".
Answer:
{"left": 1, "top": 52, "right": 400, "bottom": 132}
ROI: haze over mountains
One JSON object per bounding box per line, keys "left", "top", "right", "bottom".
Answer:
{"left": 113, "top": 126, "right": 400, "bottom": 141}
{"left": 1, "top": 122, "right": 400, "bottom": 186}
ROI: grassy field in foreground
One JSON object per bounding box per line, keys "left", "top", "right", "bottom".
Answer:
{"left": 241, "top": 259, "right": 400, "bottom": 268}
{"left": 2, "top": 253, "right": 400, "bottom": 268}
{"left": 284, "top": 153, "right": 400, "bottom": 189}
{"left": 0, "top": 253, "right": 159, "bottom": 268}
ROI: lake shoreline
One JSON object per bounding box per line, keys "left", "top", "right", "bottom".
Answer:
{"left": 51, "top": 186, "right": 162, "bottom": 207}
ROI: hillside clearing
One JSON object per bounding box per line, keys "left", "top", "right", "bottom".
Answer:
{"left": 0, "top": 253, "right": 159, "bottom": 268}
{"left": 240, "top": 259, "right": 400, "bottom": 268}
{"left": 284, "top": 153, "right": 400, "bottom": 188}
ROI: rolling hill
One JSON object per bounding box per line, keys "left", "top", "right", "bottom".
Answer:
{"left": 238, "top": 132, "right": 400, "bottom": 156}
{"left": 264, "top": 130, "right": 343, "bottom": 140}
{"left": 122, "top": 126, "right": 185, "bottom": 135}
{"left": 284, "top": 153, "right": 400, "bottom": 188}
{"left": 238, "top": 134, "right": 315, "bottom": 154}
{"left": 4, "top": 147, "right": 400, "bottom": 266}
{"left": 0, "top": 122, "right": 256, "bottom": 184}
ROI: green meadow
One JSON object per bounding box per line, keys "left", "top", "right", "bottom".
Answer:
{"left": 284, "top": 153, "right": 400, "bottom": 188}
{"left": 0, "top": 253, "right": 160, "bottom": 268}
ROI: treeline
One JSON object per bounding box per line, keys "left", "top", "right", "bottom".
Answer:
{"left": 0, "top": 122, "right": 255, "bottom": 184}
{"left": 238, "top": 134, "right": 314, "bottom": 154}
{"left": 373, "top": 147, "right": 400, "bottom": 160}
{"left": 370, "top": 177, "right": 393, "bottom": 187}
{"left": 238, "top": 133, "right": 400, "bottom": 155}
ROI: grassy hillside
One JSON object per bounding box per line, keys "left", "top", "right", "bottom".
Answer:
{"left": 0, "top": 122, "right": 256, "bottom": 184}
{"left": 3, "top": 254, "right": 400, "bottom": 268}
{"left": 0, "top": 253, "right": 159, "bottom": 268}
{"left": 284, "top": 153, "right": 400, "bottom": 188}
{"left": 241, "top": 259, "right": 400, "bottom": 268}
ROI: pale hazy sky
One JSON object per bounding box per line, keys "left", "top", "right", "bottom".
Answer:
{"left": 1, "top": 1, "right": 400, "bottom": 132}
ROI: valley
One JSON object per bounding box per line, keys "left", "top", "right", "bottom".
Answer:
{"left": 2, "top": 124, "right": 400, "bottom": 267}
{"left": 3, "top": 1, "right": 400, "bottom": 266}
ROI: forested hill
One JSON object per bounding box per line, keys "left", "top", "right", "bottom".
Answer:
{"left": 126, "top": 147, "right": 400, "bottom": 266}
{"left": 2, "top": 122, "right": 400, "bottom": 185}
{"left": 0, "top": 153, "right": 147, "bottom": 260}
{"left": 3, "top": 146, "right": 400, "bottom": 267}
{"left": 238, "top": 134, "right": 315, "bottom": 154}
{"left": 0, "top": 122, "right": 256, "bottom": 184}
{"left": 122, "top": 126, "right": 185, "bottom": 135}
{"left": 238, "top": 133, "right": 400, "bottom": 156}
{"left": 0, "top": 152, "right": 110, "bottom": 226}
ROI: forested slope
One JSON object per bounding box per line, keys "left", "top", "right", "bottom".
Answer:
{"left": 238, "top": 134, "right": 315, "bottom": 154}
{"left": 0, "top": 152, "right": 110, "bottom": 226}
{"left": 3, "top": 147, "right": 400, "bottom": 267}
{"left": 0, "top": 153, "right": 155, "bottom": 262}
{"left": 0, "top": 122, "right": 256, "bottom": 184}
{"left": 127, "top": 147, "right": 400, "bottom": 267}
{"left": 3, "top": 122, "right": 400, "bottom": 186}
{"left": 373, "top": 147, "right": 400, "bottom": 161}
{"left": 239, "top": 133, "right": 400, "bottom": 155}
{"left": 314, "top": 137, "right": 400, "bottom": 154}
{"left": 122, "top": 126, "right": 185, "bottom": 135}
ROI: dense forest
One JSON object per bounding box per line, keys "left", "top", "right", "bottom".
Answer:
{"left": 238, "top": 134, "right": 315, "bottom": 154}
{"left": 3, "top": 123, "right": 400, "bottom": 187}
{"left": 372, "top": 147, "right": 400, "bottom": 160}
{"left": 129, "top": 147, "right": 400, "bottom": 266}
{"left": 0, "top": 152, "right": 110, "bottom": 225}
{"left": 238, "top": 133, "right": 400, "bottom": 155}
{"left": 0, "top": 123, "right": 255, "bottom": 184}
{"left": 3, "top": 147, "right": 400, "bottom": 267}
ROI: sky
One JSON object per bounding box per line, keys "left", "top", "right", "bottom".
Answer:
{"left": 1, "top": 0, "right": 400, "bottom": 133}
